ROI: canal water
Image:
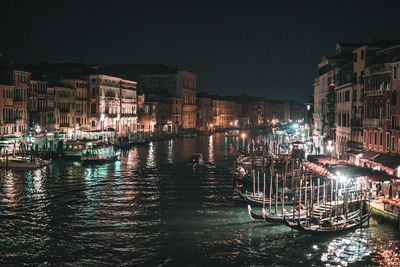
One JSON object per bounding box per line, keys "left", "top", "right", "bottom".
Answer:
{"left": 1, "top": 133, "right": 400, "bottom": 266}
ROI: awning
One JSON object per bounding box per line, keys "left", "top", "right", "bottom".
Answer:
{"left": 367, "top": 170, "right": 397, "bottom": 182}
{"left": 361, "top": 151, "right": 380, "bottom": 161}
{"left": 373, "top": 153, "right": 400, "bottom": 171}
{"left": 307, "top": 155, "right": 331, "bottom": 163}
{"left": 327, "top": 164, "right": 370, "bottom": 177}
{"left": 345, "top": 149, "right": 363, "bottom": 156}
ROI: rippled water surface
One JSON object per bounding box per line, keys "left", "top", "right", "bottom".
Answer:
{"left": 1, "top": 133, "right": 400, "bottom": 266}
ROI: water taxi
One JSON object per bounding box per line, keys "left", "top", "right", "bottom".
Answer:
{"left": 81, "top": 142, "right": 118, "bottom": 164}
{"left": 63, "top": 140, "right": 87, "bottom": 158}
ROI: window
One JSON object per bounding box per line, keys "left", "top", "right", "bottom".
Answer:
{"left": 380, "top": 132, "right": 383, "bottom": 146}
{"left": 392, "top": 116, "right": 396, "bottom": 128}
{"left": 392, "top": 136, "right": 395, "bottom": 151}
{"left": 374, "top": 132, "right": 377, "bottom": 145}
{"left": 392, "top": 89, "right": 397, "bottom": 105}
{"left": 91, "top": 103, "right": 96, "bottom": 114}
{"left": 369, "top": 131, "right": 372, "bottom": 145}
{"left": 387, "top": 133, "right": 390, "bottom": 150}
{"left": 353, "top": 53, "right": 358, "bottom": 62}
{"left": 345, "top": 91, "right": 350, "bottom": 102}
{"left": 395, "top": 66, "right": 398, "bottom": 80}
{"left": 361, "top": 50, "right": 365, "bottom": 60}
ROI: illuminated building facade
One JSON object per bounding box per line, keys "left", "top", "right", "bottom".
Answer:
{"left": 0, "top": 67, "right": 30, "bottom": 136}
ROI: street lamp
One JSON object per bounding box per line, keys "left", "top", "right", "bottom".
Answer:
{"left": 241, "top": 133, "right": 246, "bottom": 148}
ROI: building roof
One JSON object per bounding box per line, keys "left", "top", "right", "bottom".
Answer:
{"left": 101, "top": 63, "right": 180, "bottom": 75}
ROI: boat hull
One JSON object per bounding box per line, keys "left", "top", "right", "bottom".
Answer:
{"left": 296, "top": 212, "right": 370, "bottom": 235}
{"left": 82, "top": 155, "right": 118, "bottom": 165}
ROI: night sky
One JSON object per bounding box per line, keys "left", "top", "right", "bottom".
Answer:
{"left": 2, "top": 0, "right": 400, "bottom": 101}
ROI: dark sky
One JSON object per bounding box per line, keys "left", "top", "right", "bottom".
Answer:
{"left": 2, "top": 0, "right": 400, "bottom": 101}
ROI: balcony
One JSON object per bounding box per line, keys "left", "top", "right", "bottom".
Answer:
{"left": 59, "top": 109, "right": 70, "bottom": 114}
{"left": 60, "top": 123, "right": 70, "bottom": 128}
{"left": 105, "top": 113, "right": 118, "bottom": 118}
{"left": 363, "top": 118, "right": 383, "bottom": 127}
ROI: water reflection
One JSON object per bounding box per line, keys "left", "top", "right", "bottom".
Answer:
{"left": 0, "top": 133, "right": 399, "bottom": 266}
{"left": 320, "top": 231, "right": 371, "bottom": 265}
{"left": 208, "top": 135, "right": 214, "bottom": 163}
{"left": 147, "top": 142, "right": 156, "bottom": 168}
{"left": 168, "top": 139, "right": 174, "bottom": 164}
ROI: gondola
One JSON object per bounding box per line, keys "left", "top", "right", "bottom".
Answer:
{"left": 247, "top": 205, "right": 264, "bottom": 220}
{"left": 283, "top": 209, "right": 362, "bottom": 231}
{"left": 295, "top": 210, "right": 370, "bottom": 235}
{"left": 239, "top": 191, "right": 294, "bottom": 207}
{"left": 263, "top": 208, "right": 306, "bottom": 223}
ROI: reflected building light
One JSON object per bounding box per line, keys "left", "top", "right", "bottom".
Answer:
{"left": 32, "top": 169, "right": 45, "bottom": 198}
{"left": 147, "top": 142, "right": 156, "bottom": 168}
{"left": 3, "top": 170, "right": 17, "bottom": 210}
{"left": 127, "top": 147, "right": 139, "bottom": 169}
{"left": 168, "top": 139, "right": 174, "bottom": 164}
{"left": 209, "top": 135, "right": 214, "bottom": 163}
{"left": 114, "top": 160, "right": 121, "bottom": 176}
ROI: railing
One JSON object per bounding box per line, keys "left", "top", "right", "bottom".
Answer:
{"left": 60, "top": 123, "right": 70, "bottom": 127}
{"left": 365, "top": 89, "right": 384, "bottom": 96}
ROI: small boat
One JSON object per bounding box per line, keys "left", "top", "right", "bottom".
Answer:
{"left": 263, "top": 208, "right": 307, "bottom": 222}
{"left": 197, "top": 131, "right": 212, "bottom": 136}
{"left": 287, "top": 209, "right": 370, "bottom": 234}
{"left": 247, "top": 204, "right": 264, "bottom": 220}
{"left": 283, "top": 209, "right": 361, "bottom": 230}
{"left": 181, "top": 132, "right": 196, "bottom": 138}
{"left": 81, "top": 142, "right": 118, "bottom": 164}
{"left": 0, "top": 157, "right": 49, "bottom": 169}
{"left": 225, "top": 130, "right": 239, "bottom": 137}
{"left": 190, "top": 153, "right": 204, "bottom": 165}
{"left": 239, "top": 191, "right": 295, "bottom": 207}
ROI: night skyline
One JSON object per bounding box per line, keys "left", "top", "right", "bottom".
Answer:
{"left": 2, "top": 0, "right": 400, "bottom": 101}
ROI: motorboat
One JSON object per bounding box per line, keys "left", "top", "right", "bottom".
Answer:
{"left": 63, "top": 140, "right": 87, "bottom": 158}
{"left": 81, "top": 142, "right": 118, "bottom": 164}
